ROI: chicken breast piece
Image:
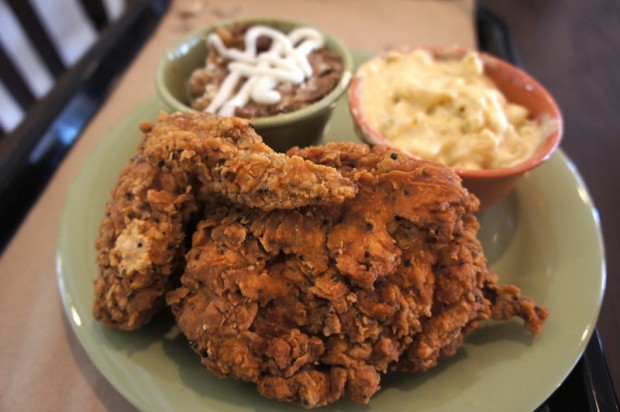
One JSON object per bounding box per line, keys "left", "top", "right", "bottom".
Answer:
{"left": 94, "top": 113, "right": 356, "bottom": 330}
{"left": 167, "top": 143, "right": 548, "bottom": 407}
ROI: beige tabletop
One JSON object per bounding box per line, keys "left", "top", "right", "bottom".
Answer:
{"left": 0, "top": 1, "right": 475, "bottom": 410}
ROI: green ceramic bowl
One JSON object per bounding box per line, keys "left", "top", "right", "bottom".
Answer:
{"left": 156, "top": 17, "right": 353, "bottom": 152}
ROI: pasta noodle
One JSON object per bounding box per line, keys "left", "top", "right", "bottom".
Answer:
{"left": 358, "top": 50, "right": 556, "bottom": 170}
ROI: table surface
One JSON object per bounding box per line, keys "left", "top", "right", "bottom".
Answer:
{"left": 1, "top": 0, "right": 619, "bottom": 410}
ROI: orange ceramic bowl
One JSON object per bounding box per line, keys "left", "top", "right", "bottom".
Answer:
{"left": 348, "top": 47, "right": 564, "bottom": 209}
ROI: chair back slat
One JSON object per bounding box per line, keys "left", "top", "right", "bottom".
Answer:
{"left": 6, "top": 0, "right": 66, "bottom": 78}
{"left": 78, "top": 0, "right": 109, "bottom": 32}
{"left": 0, "top": 46, "right": 36, "bottom": 110}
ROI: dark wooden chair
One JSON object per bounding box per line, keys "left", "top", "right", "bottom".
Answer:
{"left": 0, "top": 0, "right": 117, "bottom": 137}
{"left": 0, "top": 0, "right": 170, "bottom": 252}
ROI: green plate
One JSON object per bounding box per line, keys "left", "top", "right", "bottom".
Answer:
{"left": 57, "top": 73, "right": 605, "bottom": 411}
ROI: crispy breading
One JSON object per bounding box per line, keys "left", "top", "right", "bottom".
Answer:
{"left": 167, "top": 143, "right": 548, "bottom": 407}
{"left": 141, "top": 113, "right": 357, "bottom": 210}
{"left": 93, "top": 113, "right": 356, "bottom": 330}
{"left": 94, "top": 149, "right": 197, "bottom": 330}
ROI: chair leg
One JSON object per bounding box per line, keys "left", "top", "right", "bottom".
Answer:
{"left": 78, "top": 0, "right": 110, "bottom": 32}
{"left": 5, "top": 0, "right": 66, "bottom": 78}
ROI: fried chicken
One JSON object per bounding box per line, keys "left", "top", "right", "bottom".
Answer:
{"left": 93, "top": 113, "right": 356, "bottom": 330}
{"left": 167, "top": 142, "right": 548, "bottom": 407}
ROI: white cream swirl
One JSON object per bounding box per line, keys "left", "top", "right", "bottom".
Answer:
{"left": 204, "top": 25, "right": 324, "bottom": 116}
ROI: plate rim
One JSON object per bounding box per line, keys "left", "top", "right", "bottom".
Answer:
{"left": 56, "top": 94, "right": 607, "bottom": 412}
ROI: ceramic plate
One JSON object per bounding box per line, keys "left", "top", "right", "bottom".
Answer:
{"left": 57, "top": 61, "right": 605, "bottom": 412}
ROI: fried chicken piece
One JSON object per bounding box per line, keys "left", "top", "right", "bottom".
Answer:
{"left": 167, "top": 142, "right": 548, "bottom": 407}
{"left": 140, "top": 113, "right": 357, "bottom": 210}
{"left": 94, "top": 113, "right": 356, "bottom": 330}
{"left": 94, "top": 147, "right": 197, "bottom": 330}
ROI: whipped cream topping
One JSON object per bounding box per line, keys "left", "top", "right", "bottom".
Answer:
{"left": 204, "top": 25, "right": 324, "bottom": 116}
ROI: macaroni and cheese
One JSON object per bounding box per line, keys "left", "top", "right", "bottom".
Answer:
{"left": 357, "top": 50, "right": 556, "bottom": 170}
